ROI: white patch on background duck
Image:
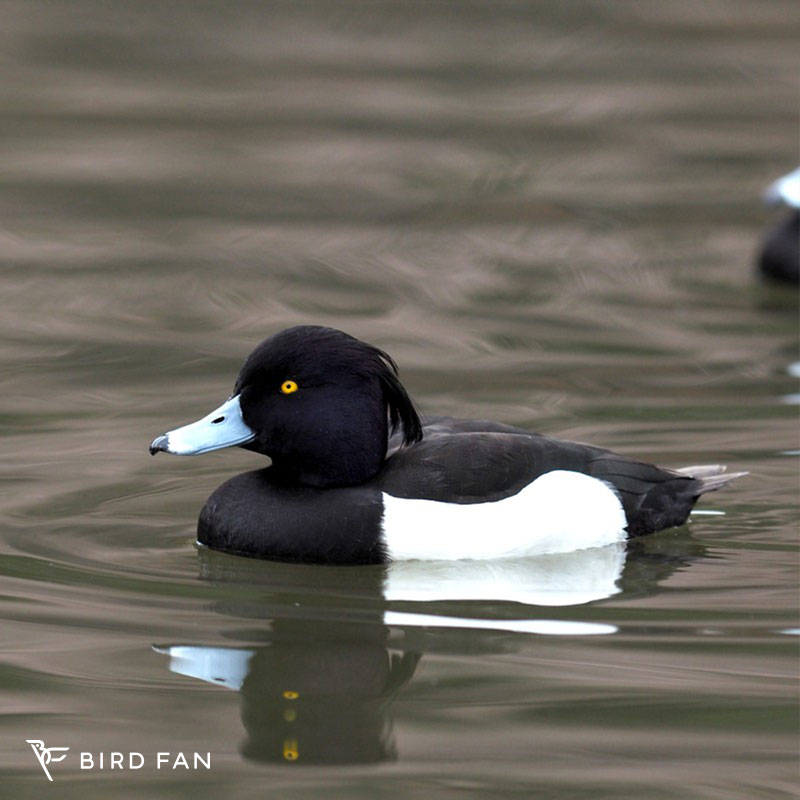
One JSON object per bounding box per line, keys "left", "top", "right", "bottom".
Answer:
{"left": 381, "top": 469, "right": 626, "bottom": 561}
{"left": 384, "top": 542, "right": 626, "bottom": 606}
{"left": 764, "top": 167, "right": 800, "bottom": 208}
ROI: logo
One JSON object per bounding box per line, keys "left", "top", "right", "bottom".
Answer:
{"left": 26, "top": 740, "right": 212, "bottom": 780}
{"left": 27, "top": 739, "right": 70, "bottom": 782}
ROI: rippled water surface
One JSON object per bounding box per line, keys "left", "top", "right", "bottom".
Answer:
{"left": 1, "top": 2, "right": 798, "bottom": 798}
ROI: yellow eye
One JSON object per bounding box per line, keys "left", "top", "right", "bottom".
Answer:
{"left": 280, "top": 380, "right": 298, "bottom": 395}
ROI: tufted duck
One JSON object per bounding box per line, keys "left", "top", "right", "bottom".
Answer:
{"left": 150, "top": 326, "right": 744, "bottom": 563}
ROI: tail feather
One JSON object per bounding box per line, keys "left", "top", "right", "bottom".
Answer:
{"left": 675, "top": 464, "right": 748, "bottom": 494}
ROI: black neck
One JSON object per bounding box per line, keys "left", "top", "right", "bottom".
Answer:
{"left": 247, "top": 395, "right": 390, "bottom": 488}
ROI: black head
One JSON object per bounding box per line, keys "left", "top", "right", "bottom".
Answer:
{"left": 230, "top": 326, "right": 422, "bottom": 486}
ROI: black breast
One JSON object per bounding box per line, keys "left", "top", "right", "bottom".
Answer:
{"left": 198, "top": 470, "right": 387, "bottom": 564}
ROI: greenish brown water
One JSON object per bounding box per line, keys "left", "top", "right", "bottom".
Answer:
{"left": 1, "top": 1, "right": 798, "bottom": 798}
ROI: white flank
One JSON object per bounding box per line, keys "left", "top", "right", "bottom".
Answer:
{"left": 382, "top": 470, "right": 626, "bottom": 561}
{"left": 384, "top": 542, "right": 626, "bottom": 606}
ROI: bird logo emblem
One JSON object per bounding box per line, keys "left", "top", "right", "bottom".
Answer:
{"left": 26, "top": 739, "right": 70, "bottom": 781}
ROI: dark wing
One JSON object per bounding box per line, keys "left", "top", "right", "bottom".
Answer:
{"left": 586, "top": 452, "right": 699, "bottom": 535}
{"left": 379, "top": 419, "right": 729, "bottom": 536}
{"left": 385, "top": 415, "right": 531, "bottom": 457}
{"left": 378, "top": 427, "right": 611, "bottom": 502}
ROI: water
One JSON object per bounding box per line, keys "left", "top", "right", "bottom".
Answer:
{"left": 1, "top": 1, "right": 798, "bottom": 797}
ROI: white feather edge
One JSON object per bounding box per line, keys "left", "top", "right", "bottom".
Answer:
{"left": 383, "top": 612, "right": 618, "bottom": 636}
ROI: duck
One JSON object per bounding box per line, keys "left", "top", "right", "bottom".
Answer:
{"left": 150, "top": 325, "right": 744, "bottom": 564}
{"left": 758, "top": 167, "right": 799, "bottom": 284}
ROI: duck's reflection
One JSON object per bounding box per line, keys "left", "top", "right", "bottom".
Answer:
{"left": 385, "top": 542, "right": 626, "bottom": 606}
{"left": 160, "top": 642, "right": 417, "bottom": 764}
{"left": 159, "top": 617, "right": 418, "bottom": 764}
{"left": 159, "top": 561, "right": 418, "bottom": 765}
{"left": 155, "top": 530, "right": 706, "bottom": 765}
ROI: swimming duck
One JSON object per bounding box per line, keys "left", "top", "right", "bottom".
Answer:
{"left": 150, "top": 326, "right": 743, "bottom": 563}
{"left": 758, "top": 167, "right": 799, "bottom": 284}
